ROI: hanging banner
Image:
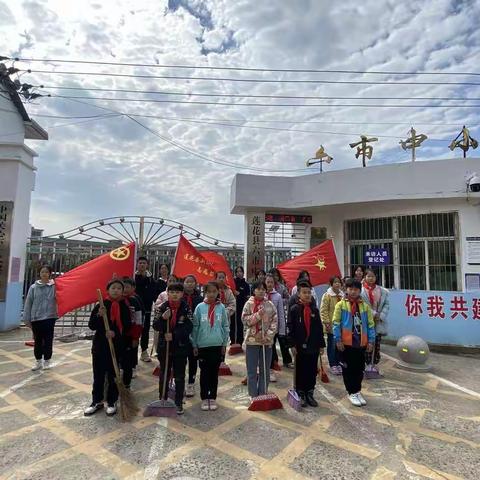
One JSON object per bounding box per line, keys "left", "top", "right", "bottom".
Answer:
{"left": 0, "top": 202, "right": 13, "bottom": 302}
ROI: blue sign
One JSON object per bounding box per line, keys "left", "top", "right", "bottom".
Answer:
{"left": 364, "top": 248, "right": 390, "bottom": 265}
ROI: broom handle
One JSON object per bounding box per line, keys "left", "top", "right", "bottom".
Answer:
{"left": 261, "top": 315, "right": 268, "bottom": 395}
{"left": 293, "top": 350, "right": 297, "bottom": 390}
{"left": 96, "top": 290, "right": 122, "bottom": 381}
{"left": 161, "top": 311, "right": 170, "bottom": 400}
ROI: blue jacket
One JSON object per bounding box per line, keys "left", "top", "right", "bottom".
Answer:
{"left": 192, "top": 301, "right": 230, "bottom": 348}
{"left": 333, "top": 298, "right": 375, "bottom": 347}
{"left": 23, "top": 280, "right": 58, "bottom": 325}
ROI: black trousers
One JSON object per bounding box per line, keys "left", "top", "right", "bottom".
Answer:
{"left": 230, "top": 311, "right": 244, "bottom": 345}
{"left": 365, "top": 334, "right": 382, "bottom": 365}
{"left": 295, "top": 350, "right": 319, "bottom": 393}
{"left": 121, "top": 341, "right": 137, "bottom": 387}
{"left": 31, "top": 318, "right": 56, "bottom": 360}
{"left": 198, "top": 346, "right": 222, "bottom": 400}
{"left": 91, "top": 348, "right": 119, "bottom": 405}
{"left": 158, "top": 349, "right": 187, "bottom": 406}
{"left": 140, "top": 311, "right": 151, "bottom": 352}
{"left": 341, "top": 346, "right": 366, "bottom": 394}
{"left": 271, "top": 335, "right": 292, "bottom": 367}
{"left": 187, "top": 343, "right": 198, "bottom": 384}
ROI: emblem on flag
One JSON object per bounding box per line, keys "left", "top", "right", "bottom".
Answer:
{"left": 109, "top": 246, "right": 131, "bottom": 261}
{"left": 314, "top": 255, "right": 327, "bottom": 271}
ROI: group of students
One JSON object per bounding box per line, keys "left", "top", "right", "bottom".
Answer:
{"left": 23, "top": 257, "right": 389, "bottom": 417}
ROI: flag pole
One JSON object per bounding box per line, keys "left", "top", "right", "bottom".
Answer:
{"left": 171, "top": 234, "right": 182, "bottom": 276}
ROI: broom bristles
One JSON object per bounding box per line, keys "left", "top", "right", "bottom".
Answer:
{"left": 228, "top": 344, "right": 243, "bottom": 355}
{"left": 320, "top": 367, "right": 330, "bottom": 383}
{"left": 218, "top": 362, "right": 232, "bottom": 376}
{"left": 248, "top": 393, "right": 283, "bottom": 411}
{"left": 287, "top": 389, "right": 302, "bottom": 411}
{"left": 115, "top": 378, "right": 139, "bottom": 422}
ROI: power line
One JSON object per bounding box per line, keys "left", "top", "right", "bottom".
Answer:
{"left": 9, "top": 56, "right": 480, "bottom": 76}
{"left": 21, "top": 69, "right": 480, "bottom": 86}
{"left": 45, "top": 93, "right": 480, "bottom": 109}
{"left": 34, "top": 84, "right": 480, "bottom": 102}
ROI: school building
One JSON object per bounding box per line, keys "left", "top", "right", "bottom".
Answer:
{"left": 230, "top": 158, "right": 480, "bottom": 348}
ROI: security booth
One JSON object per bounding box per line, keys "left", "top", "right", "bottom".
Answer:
{"left": 231, "top": 158, "right": 480, "bottom": 348}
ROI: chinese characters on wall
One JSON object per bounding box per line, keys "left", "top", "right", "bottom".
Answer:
{"left": 246, "top": 212, "right": 265, "bottom": 281}
{"left": 405, "top": 293, "right": 480, "bottom": 320}
{"left": 0, "top": 202, "right": 13, "bottom": 302}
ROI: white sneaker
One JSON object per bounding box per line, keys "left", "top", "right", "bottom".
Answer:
{"left": 106, "top": 404, "right": 117, "bottom": 416}
{"left": 132, "top": 368, "right": 137, "bottom": 379}
{"left": 201, "top": 400, "right": 209, "bottom": 411}
{"left": 349, "top": 393, "right": 362, "bottom": 407}
{"left": 270, "top": 371, "right": 277, "bottom": 382}
{"left": 31, "top": 360, "right": 43, "bottom": 371}
{"left": 84, "top": 403, "right": 104, "bottom": 416}
{"left": 357, "top": 392, "right": 367, "bottom": 406}
{"left": 43, "top": 360, "right": 52, "bottom": 370}
{"left": 209, "top": 400, "right": 218, "bottom": 411}
{"left": 140, "top": 350, "right": 152, "bottom": 362}
{"left": 186, "top": 383, "right": 195, "bottom": 397}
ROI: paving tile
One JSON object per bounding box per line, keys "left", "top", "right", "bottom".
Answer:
{"left": 62, "top": 411, "right": 126, "bottom": 440}
{"left": 222, "top": 417, "right": 299, "bottom": 459}
{"left": 0, "top": 342, "right": 27, "bottom": 352}
{"left": 36, "top": 391, "right": 91, "bottom": 419}
{"left": 268, "top": 398, "right": 332, "bottom": 426}
{"left": 161, "top": 446, "right": 257, "bottom": 480}
{"left": 106, "top": 422, "right": 189, "bottom": 467}
{"left": 175, "top": 401, "right": 237, "bottom": 432}
{"left": 290, "top": 439, "right": 375, "bottom": 479}
{"left": 14, "top": 377, "right": 72, "bottom": 401}
{"left": 221, "top": 384, "right": 251, "bottom": 407}
{"left": 16, "top": 453, "right": 118, "bottom": 480}
{"left": 407, "top": 433, "right": 479, "bottom": 480}
{"left": 420, "top": 410, "right": 480, "bottom": 443}
{"left": 0, "top": 408, "right": 35, "bottom": 434}
{"left": 0, "top": 427, "right": 70, "bottom": 475}
{"left": 0, "top": 361, "right": 26, "bottom": 375}
{"left": 69, "top": 370, "right": 94, "bottom": 386}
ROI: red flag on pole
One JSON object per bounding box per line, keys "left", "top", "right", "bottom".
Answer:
{"left": 202, "top": 251, "right": 235, "bottom": 289}
{"left": 277, "top": 239, "right": 341, "bottom": 289}
{"left": 172, "top": 235, "right": 216, "bottom": 284}
{"left": 55, "top": 242, "right": 136, "bottom": 317}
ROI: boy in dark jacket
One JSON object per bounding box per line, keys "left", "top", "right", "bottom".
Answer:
{"left": 287, "top": 281, "right": 325, "bottom": 408}
{"left": 84, "top": 279, "right": 132, "bottom": 417}
{"left": 153, "top": 282, "right": 193, "bottom": 415}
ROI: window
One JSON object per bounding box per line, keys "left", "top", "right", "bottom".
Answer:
{"left": 345, "top": 213, "right": 459, "bottom": 291}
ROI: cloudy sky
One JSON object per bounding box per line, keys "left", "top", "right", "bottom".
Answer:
{"left": 1, "top": 0, "right": 480, "bottom": 243}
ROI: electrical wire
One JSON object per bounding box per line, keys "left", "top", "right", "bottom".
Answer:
{"left": 21, "top": 69, "right": 480, "bottom": 86}
{"left": 44, "top": 93, "right": 480, "bottom": 109}
{"left": 9, "top": 56, "right": 480, "bottom": 76}
{"left": 33, "top": 84, "right": 480, "bottom": 102}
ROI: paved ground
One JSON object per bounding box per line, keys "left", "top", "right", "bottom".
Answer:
{"left": 0, "top": 327, "right": 478, "bottom": 480}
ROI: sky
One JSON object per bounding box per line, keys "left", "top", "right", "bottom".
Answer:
{"left": 2, "top": 0, "right": 480, "bottom": 243}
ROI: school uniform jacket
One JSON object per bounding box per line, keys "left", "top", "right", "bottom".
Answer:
{"left": 89, "top": 299, "right": 132, "bottom": 354}
{"left": 183, "top": 290, "right": 204, "bottom": 313}
{"left": 332, "top": 298, "right": 375, "bottom": 347}
{"left": 153, "top": 300, "right": 193, "bottom": 356}
{"left": 287, "top": 302, "right": 326, "bottom": 354}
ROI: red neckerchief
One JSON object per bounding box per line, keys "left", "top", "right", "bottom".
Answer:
{"left": 299, "top": 299, "right": 311, "bottom": 338}
{"left": 168, "top": 300, "right": 181, "bottom": 330}
{"left": 363, "top": 281, "right": 376, "bottom": 306}
{"left": 267, "top": 291, "right": 273, "bottom": 301}
{"left": 253, "top": 297, "right": 264, "bottom": 333}
{"left": 106, "top": 296, "right": 123, "bottom": 333}
{"left": 204, "top": 299, "right": 217, "bottom": 327}
{"left": 348, "top": 296, "right": 360, "bottom": 318}
{"left": 219, "top": 288, "right": 226, "bottom": 305}
{"left": 185, "top": 292, "right": 194, "bottom": 310}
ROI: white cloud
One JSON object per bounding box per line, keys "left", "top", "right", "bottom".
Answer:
{"left": 1, "top": 0, "right": 480, "bottom": 244}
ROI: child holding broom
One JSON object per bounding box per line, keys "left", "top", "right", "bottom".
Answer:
{"left": 333, "top": 278, "right": 375, "bottom": 407}
{"left": 153, "top": 282, "right": 193, "bottom": 415}
{"left": 320, "top": 276, "right": 344, "bottom": 375}
{"left": 183, "top": 275, "right": 204, "bottom": 397}
{"left": 242, "top": 280, "right": 278, "bottom": 403}
{"left": 192, "top": 281, "right": 230, "bottom": 411}
{"left": 361, "top": 268, "right": 389, "bottom": 375}
{"left": 287, "top": 281, "right": 325, "bottom": 408}
{"left": 84, "top": 279, "right": 132, "bottom": 416}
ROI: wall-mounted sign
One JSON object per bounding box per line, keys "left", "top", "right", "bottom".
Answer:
{"left": 246, "top": 213, "right": 265, "bottom": 281}
{"left": 364, "top": 248, "right": 390, "bottom": 265}
{"left": 466, "top": 237, "right": 480, "bottom": 265}
{"left": 265, "top": 213, "right": 312, "bottom": 224}
{"left": 0, "top": 202, "right": 13, "bottom": 302}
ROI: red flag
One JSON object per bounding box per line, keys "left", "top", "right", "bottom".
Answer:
{"left": 277, "top": 240, "right": 341, "bottom": 289}
{"left": 55, "top": 242, "right": 136, "bottom": 317}
{"left": 202, "top": 251, "right": 235, "bottom": 289}
{"left": 172, "top": 235, "right": 216, "bottom": 284}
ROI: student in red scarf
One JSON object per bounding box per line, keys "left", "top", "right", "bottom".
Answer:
{"left": 361, "top": 269, "right": 390, "bottom": 375}
{"left": 242, "top": 280, "right": 278, "bottom": 402}
{"left": 152, "top": 282, "right": 193, "bottom": 415}
{"left": 84, "top": 279, "right": 132, "bottom": 417}
{"left": 333, "top": 279, "right": 375, "bottom": 407}
{"left": 183, "top": 275, "right": 203, "bottom": 397}
{"left": 191, "top": 282, "right": 230, "bottom": 411}
{"left": 287, "top": 281, "right": 325, "bottom": 408}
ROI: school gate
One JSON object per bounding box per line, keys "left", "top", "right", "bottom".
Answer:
{"left": 25, "top": 216, "right": 293, "bottom": 332}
